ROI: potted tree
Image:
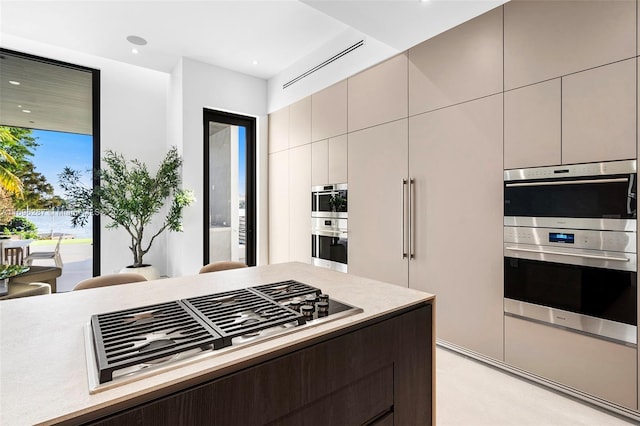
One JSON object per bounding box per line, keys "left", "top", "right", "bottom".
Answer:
{"left": 59, "top": 146, "right": 194, "bottom": 280}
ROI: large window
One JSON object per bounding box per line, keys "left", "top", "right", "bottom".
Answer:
{"left": 0, "top": 48, "right": 100, "bottom": 291}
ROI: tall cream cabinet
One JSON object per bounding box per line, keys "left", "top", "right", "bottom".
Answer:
{"left": 408, "top": 95, "right": 504, "bottom": 360}
{"left": 268, "top": 150, "right": 289, "bottom": 263}
{"left": 348, "top": 97, "right": 503, "bottom": 360}
{"left": 348, "top": 120, "right": 409, "bottom": 287}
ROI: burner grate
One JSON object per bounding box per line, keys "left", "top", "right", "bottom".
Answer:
{"left": 251, "top": 280, "right": 321, "bottom": 301}
{"left": 183, "top": 288, "right": 305, "bottom": 346}
{"left": 91, "top": 301, "right": 222, "bottom": 384}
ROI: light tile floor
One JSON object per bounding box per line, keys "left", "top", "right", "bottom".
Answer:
{"left": 436, "top": 347, "right": 638, "bottom": 425}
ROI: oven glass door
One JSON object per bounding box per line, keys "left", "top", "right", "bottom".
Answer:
{"left": 504, "top": 174, "right": 636, "bottom": 219}
{"left": 312, "top": 190, "right": 348, "bottom": 214}
{"left": 504, "top": 257, "right": 637, "bottom": 326}
{"left": 312, "top": 234, "right": 347, "bottom": 265}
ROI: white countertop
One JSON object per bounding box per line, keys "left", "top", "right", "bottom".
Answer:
{"left": 0, "top": 262, "right": 434, "bottom": 425}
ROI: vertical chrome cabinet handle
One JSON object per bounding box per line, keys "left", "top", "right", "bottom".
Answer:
{"left": 410, "top": 178, "right": 415, "bottom": 259}
{"left": 402, "top": 179, "right": 408, "bottom": 259}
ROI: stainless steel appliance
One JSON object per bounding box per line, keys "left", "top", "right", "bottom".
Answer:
{"left": 311, "top": 217, "right": 348, "bottom": 273}
{"left": 504, "top": 160, "right": 636, "bottom": 231}
{"left": 503, "top": 160, "right": 638, "bottom": 346}
{"left": 504, "top": 226, "right": 637, "bottom": 345}
{"left": 85, "top": 280, "right": 361, "bottom": 392}
{"left": 311, "top": 183, "right": 348, "bottom": 219}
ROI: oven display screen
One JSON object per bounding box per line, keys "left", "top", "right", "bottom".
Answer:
{"left": 549, "top": 232, "right": 574, "bottom": 244}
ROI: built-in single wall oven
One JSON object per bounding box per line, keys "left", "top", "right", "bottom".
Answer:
{"left": 503, "top": 160, "right": 637, "bottom": 345}
{"left": 311, "top": 184, "right": 347, "bottom": 272}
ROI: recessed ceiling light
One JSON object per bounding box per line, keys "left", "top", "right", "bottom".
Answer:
{"left": 17, "top": 105, "right": 22, "bottom": 108}
{"left": 252, "top": 60, "right": 258, "bottom": 65}
{"left": 22, "top": 109, "right": 31, "bottom": 113}
{"left": 132, "top": 48, "right": 139, "bottom": 54}
{"left": 126, "top": 35, "right": 147, "bottom": 46}
{"left": 9, "top": 80, "right": 20, "bottom": 85}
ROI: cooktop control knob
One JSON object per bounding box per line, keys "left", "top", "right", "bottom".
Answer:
{"left": 318, "top": 294, "right": 329, "bottom": 304}
{"left": 301, "top": 305, "right": 315, "bottom": 318}
{"left": 289, "top": 300, "right": 301, "bottom": 312}
{"left": 317, "top": 301, "right": 329, "bottom": 316}
{"left": 305, "top": 295, "right": 317, "bottom": 305}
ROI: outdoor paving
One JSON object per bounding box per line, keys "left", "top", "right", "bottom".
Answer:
{"left": 28, "top": 241, "right": 92, "bottom": 293}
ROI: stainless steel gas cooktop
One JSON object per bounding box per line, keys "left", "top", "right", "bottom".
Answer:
{"left": 85, "top": 280, "right": 362, "bottom": 393}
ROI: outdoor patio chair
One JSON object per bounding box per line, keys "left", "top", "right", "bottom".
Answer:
{"left": 24, "top": 235, "right": 63, "bottom": 269}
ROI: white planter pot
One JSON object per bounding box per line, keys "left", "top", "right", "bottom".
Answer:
{"left": 120, "top": 265, "right": 160, "bottom": 281}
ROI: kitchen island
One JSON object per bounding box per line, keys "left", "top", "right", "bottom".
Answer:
{"left": 0, "top": 262, "right": 434, "bottom": 425}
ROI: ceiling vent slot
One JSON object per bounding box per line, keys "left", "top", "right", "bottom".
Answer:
{"left": 283, "top": 39, "right": 365, "bottom": 89}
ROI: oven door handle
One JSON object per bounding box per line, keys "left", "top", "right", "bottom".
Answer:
{"left": 505, "top": 177, "right": 628, "bottom": 188}
{"left": 313, "top": 229, "right": 348, "bottom": 238}
{"left": 504, "top": 246, "right": 630, "bottom": 262}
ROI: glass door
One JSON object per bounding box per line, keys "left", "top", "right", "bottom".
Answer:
{"left": 203, "top": 109, "right": 256, "bottom": 266}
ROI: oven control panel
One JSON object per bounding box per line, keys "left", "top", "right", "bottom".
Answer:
{"left": 504, "top": 226, "right": 636, "bottom": 253}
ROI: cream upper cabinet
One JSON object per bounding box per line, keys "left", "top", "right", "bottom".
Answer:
{"left": 328, "top": 134, "right": 348, "bottom": 184}
{"left": 348, "top": 120, "right": 408, "bottom": 287}
{"left": 268, "top": 106, "right": 289, "bottom": 154}
{"left": 268, "top": 151, "right": 289, "bottom": 263}
{"left": 409, "top": 94, "right": 504, "bottom": 361}
{"left": 348, "top": 54, "right": 408, "bottom": 132}
{"left": 288, "top": 144, "right": 311, "bottom": 264}
{"left": 562, "top": 59, "right": 636, "bottom": 164}
{"left": 408, "top": 6, "right": 502, "bottom": 115}
{"left": 311, "top": 139, "right": 328, "bottom": 186}
{"left": 504, "top": 0, "right": 636, "bottom": 90}
{"left": 289, "top": 96, "right": 311, "bottom": 148}
{"left": 311, "top": 80, "right": 347, "bottom": 142}
{"left": 504, "top": 79, "right": 561, "bottom": 169}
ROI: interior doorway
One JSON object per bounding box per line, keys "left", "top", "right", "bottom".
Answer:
{"left": 203, "top": 109, "right": 256, "bottom": 266}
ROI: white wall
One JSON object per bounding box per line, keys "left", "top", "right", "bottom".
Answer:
{"left": 167, "top": 57, "right": 268, "bottom": 278}
{"left": 267, "top": 29, "right": 398, "bottom": 113}
{"left": 2, "top": 35, "right": 171, "bottom": 276}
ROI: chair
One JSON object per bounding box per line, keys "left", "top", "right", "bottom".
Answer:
{"left": 199, "top": 261, "right": 247, "bottom": 274}
{"left": 0, "top": 282, "right": 51, "bottom": 300}
{"left": 25, "top": 235, "right": 63, "bottom": 268}
{"left": 73, "top": 273, "right": 147, "bottom": 291}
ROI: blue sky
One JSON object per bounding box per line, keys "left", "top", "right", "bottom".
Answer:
{"left": 30, "top": 129, "right": 93, "bottom": 195}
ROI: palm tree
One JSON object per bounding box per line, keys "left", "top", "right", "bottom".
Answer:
{"left": 0, "top": 128, "right": 23, "bottom": 196}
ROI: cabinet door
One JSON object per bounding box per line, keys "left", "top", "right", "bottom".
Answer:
{"left": 269, "top": 151, "right": 289, "bottom": 263}
{"left": 348, "top": 120, "right": 408, "bottom": 287}
{"left": 289, "top": 96, "right": 311, "bottom": 148}
{"left": 269, "top": 106, "right": 289, "bottom": 153}
{"left": 289, "top": 145, "right": 311, "bottom": 264}
{"left": 408, "top": 94, "right": 504, "bottom": 360}
{"left": 504, "top": 0, "right": 635, "bottom": 90}
{"left": 505, "top": 316, "right": 637, "bottom": 409}
{"left": 408, "top": 6, "right": 502, "bottom": 115}
{"left": 328, "top": 134, "right": 348, "bottom": 184}
{"left": 348, "top": 54, "right": 408, "bottom": 132}
{"left": 311, "top": 139, "right": 328, "bottom": 186}
{"left": 562, "top": 58, "right": 636, "bottom": 164}
{"left": 504, "top": 79, "right": 561, "bottom": 169}
{"left": 311, "top": 80, "right": 347, "bottom": 142}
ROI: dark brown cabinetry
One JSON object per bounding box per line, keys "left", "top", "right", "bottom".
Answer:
{"left": 86, "top": 304, "right": 433, "bottom": 426}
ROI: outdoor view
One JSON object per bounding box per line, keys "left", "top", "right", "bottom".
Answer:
{"left": 0, "top": 126, "right": 93, "bottom": 291}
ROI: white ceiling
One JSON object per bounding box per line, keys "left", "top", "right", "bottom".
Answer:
{"left": 0, "top": 0, "right": 507, "bottom": 80}
{"left": 0, "top": 0, "right": 506, "bottom": 134}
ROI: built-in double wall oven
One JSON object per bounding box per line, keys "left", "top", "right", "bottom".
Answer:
{"left": 311, "top": 184, "right": 348, "bottom": 272}
{"left": 504, "top": 160, "right": 637, "bottom": 345}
